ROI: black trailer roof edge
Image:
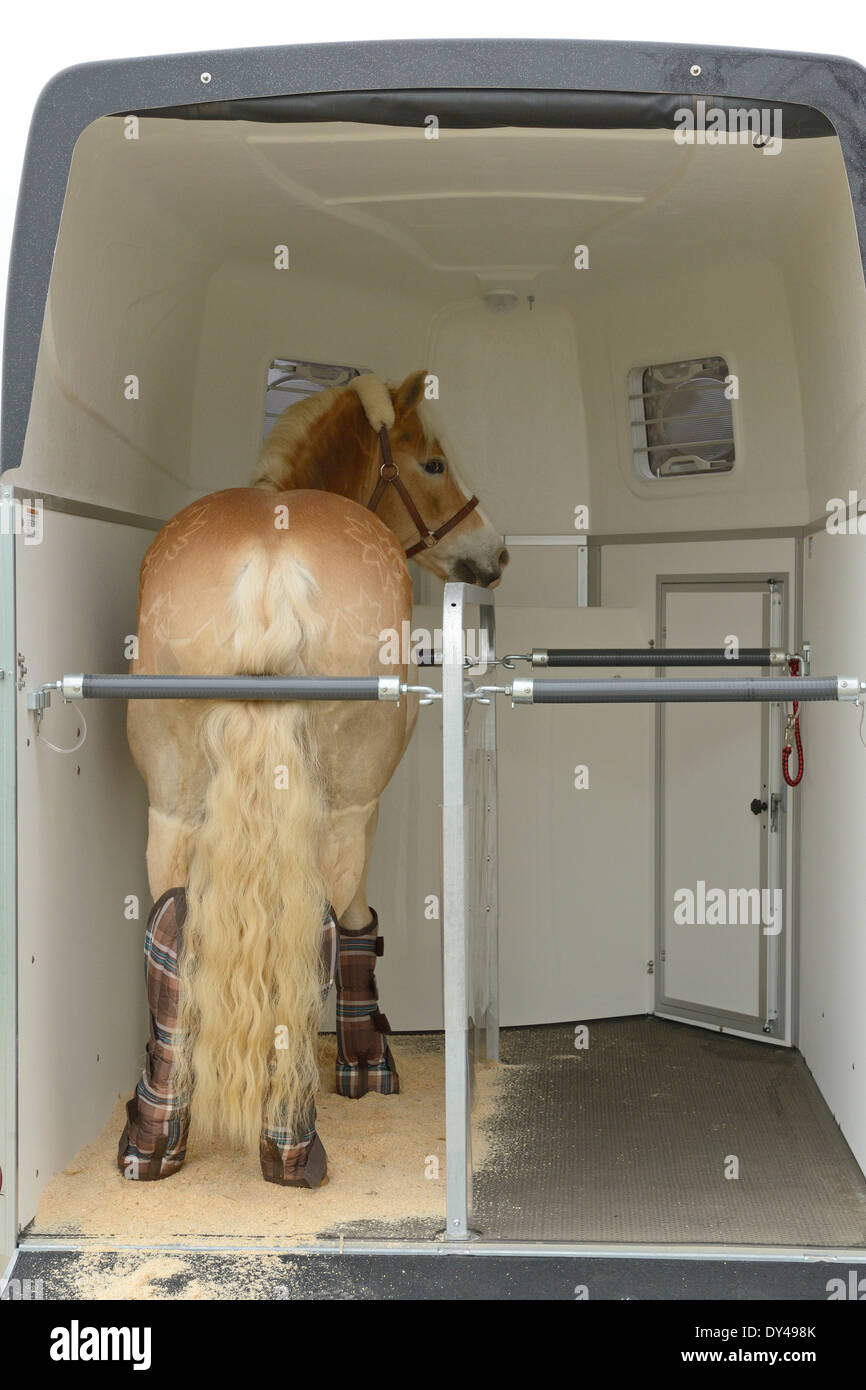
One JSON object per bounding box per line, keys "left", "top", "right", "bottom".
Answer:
{"left": 109, "top": 88, "right": 838, "bottom": 138}
{"left": 31, "top": 36, "right": 866, "bottom": 106}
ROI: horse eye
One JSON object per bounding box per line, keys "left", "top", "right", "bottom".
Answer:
{"left": 423, "top": 458, "right": 445, "bottom": 475}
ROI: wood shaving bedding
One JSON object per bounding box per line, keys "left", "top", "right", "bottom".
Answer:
{"left": 32, "top": 1036, "right": 501, "bottom": 1247}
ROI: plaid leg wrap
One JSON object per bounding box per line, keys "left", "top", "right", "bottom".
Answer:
{"left": 118, "top": 888, "right": 190, "bottom": 1181}
{"left": 258, "top": 909, "right": 336, "bottom": 1187}
{"left": 259, "top": 1127, "right": 327, "bottom": 1188}
{"left": 335, "top": 907, "right": 400, "bottom": 1099}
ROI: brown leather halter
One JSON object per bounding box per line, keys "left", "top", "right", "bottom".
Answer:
{"left": 366, "top": 426, "right": 479, "bottom": 558}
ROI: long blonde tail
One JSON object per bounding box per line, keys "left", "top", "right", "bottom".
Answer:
{"left": 173, "top": 553, "right": 328, "bottom": 1148}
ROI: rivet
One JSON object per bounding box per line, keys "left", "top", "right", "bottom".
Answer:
{"left": 690, "top": 64, "right": 702, "bottom": 76}
{"left": 200, "top": 72, "right": 212, "bottom": 85}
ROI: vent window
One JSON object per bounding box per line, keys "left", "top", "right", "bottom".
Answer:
{"left": 629, "top": 356, "right": 735, "bottom": 478}
{"left": 264, "top": 358, "right": 368, "bottom": 438}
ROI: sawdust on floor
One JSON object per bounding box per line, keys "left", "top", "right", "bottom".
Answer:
{"left": 32, "top": 1036, "right": 501, "bottom": 1246}
{"left": 39, "top": 1251, "right": 379, "bottom": 1302}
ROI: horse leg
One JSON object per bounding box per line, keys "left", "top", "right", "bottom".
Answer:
{"left": 144, "top": 807, "right": 195, "bottom": 902}
{"left": 120, "top": 697, "right": 202, "bottom": 1178}
{"left": 117, "top": 888, "right": 190, "bottom": 1180}
{"left": 117, "top": 887, "right": 338, "bottom": 1188}
{"left": 333, "top": 806, "right": 401, "bottom": 1099}
{"left": 259, "top": 911, "right": 337, "bottom": 1186}
{"left": 121, "top": 858, "right": 338, "bottom": 1188}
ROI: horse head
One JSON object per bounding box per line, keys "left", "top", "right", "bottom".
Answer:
{"left": 254, "top": 368, "right": 508, "bottom": 588}
{"left": 366, "top": 371, "right": 509, "bottom": 589}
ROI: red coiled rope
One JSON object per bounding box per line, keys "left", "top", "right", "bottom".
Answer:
{"left": 782, "top": 655, "right": 804, "bottom": 787}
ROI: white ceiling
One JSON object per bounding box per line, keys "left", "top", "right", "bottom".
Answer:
{"left": 86, "top": 114, "right": 850, "bottom": 298}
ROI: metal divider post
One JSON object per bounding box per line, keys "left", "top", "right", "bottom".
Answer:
{"left": 480, "top": 601, "right": 500, "bottom": 1066}
{"left": 441, "top": 581, "right": 498, "bottom": 1240}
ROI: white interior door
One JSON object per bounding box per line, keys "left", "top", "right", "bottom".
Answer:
{"left": 367, "top": 605, "right": 654, "bottom": 1030}
{"left": 657, "top": 580, "right": 787, "bottom": 1040}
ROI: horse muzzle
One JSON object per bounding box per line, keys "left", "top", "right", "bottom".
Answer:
{"left": 450, "top": 547, "right": 510, "bottom": 589}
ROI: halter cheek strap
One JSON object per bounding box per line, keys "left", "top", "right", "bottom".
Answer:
{"left": 366, "top": 426, "right": 479, "bottom": 558}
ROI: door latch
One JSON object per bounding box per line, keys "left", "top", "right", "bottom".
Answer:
{"left": 750, "top": 793, "right": 784, "bottom": 829}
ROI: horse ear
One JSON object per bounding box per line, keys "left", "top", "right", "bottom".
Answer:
{"left": 393, "top": 370, "right": 427, "bottom": 419}
{"left": 349, "top": 374, "right": 395, "bottom": 432}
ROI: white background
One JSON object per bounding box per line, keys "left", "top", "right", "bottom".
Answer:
{"left": 1, "top": 1, "right": 865, "bottom": 406}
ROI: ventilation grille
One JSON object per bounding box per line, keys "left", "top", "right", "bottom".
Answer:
{"left": 264, "top": 358, "right": 368, "bottom": 438}
{"left": 629, "top": 356, "right": 735, "bottom": 478}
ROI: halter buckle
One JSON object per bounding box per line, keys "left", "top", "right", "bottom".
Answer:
{"left": 379, "top": 461, "right": 399, "bottom": 480}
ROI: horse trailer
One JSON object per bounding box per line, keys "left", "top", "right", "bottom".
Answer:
{"left": 3, "top": 38, "right": 866, "bottom": 1301}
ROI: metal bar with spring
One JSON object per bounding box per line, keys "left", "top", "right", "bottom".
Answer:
{"left": 516, "top": 647, "right": 791, "bottom": 669}
{"left": 36, "top": 674, "right": 404, "bottom": 702}
{"left": 509, "top": 676, "right": 862, "bottom": 705}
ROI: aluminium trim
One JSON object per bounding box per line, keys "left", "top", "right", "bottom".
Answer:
{"left": 15, "top": 1235, "right": 866, "bottom": 1263}
{"left": 0, "top": 489, "right": 17, "bottom": 1269}
{"left": 10, "top": 487, "right": 163, "bottom": 533}
{"left": 593, "top": 526, "right": 805, "bottom": 546}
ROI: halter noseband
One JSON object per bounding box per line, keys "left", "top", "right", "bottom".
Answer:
{"left": 365, "top": 426, "right": 479, "bottom": 558}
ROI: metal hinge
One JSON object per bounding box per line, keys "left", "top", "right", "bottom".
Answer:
{"left": 647, "top": 959, "right": 655, "bottom": 975}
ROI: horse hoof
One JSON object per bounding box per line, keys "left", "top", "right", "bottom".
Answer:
{"left": 118, "top": 1153, "right": 185, "bottom": 1181}
{"left": 259, "top": 1131, "right": 328, "bottom": 1188}
{"left": 335, "top": 1042, "right": 401, "bottom": 1099}
{"left": 116, "top": 1099, "right": 187, "bottom": 1180}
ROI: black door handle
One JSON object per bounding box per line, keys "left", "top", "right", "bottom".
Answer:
{"left": 750, "top": 798, "right": 768, "bottom": 816}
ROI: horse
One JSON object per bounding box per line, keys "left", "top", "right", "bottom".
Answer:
{"left": 120, "top": 370, "right": 507, "bottom": 1187}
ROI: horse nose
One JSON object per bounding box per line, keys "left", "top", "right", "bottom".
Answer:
{"left": 463, "top": 548, "right": 509, "bottom": 588}
{"left": 484, "top": 548, "right": 510, "bottom": 585}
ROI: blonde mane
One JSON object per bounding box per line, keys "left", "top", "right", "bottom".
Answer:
{"left": 252, "top": 374, "right": 396, "bottom": 492}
